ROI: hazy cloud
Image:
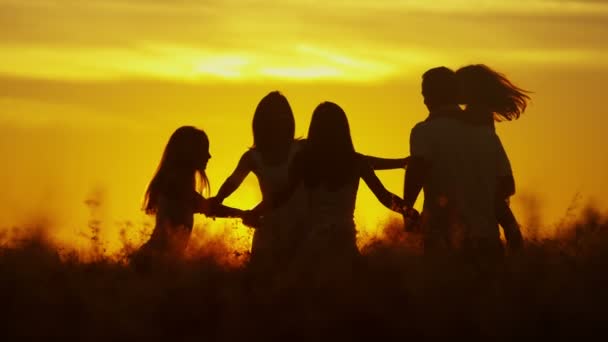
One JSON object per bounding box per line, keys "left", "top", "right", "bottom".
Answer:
{"left": 1, "top": 0, "right": 607, "bottom": 81}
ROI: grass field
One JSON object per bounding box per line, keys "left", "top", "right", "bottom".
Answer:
{"left": 1, "top": 206, "right": 607, "bottom": 340}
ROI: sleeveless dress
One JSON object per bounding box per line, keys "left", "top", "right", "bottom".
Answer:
{"left": 298, "top": 175, "right": 360, "bottom": 264}
{"left": 248, "top": 141, "right": 307, "bottom": 269}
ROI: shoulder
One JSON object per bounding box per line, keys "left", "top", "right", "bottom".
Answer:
{"left": 242, "top": 149, "right": 255, "bottom": 161}
{"left": 354, "top": 152, "right": 372, "bottom": 171}
{"left": 410, "top": 120, "right": 446, "bottom": 157}
{"left": 410, "top": 120, "right": 435, "bottom": 143}
{"left": 290, "top": 146, "right": 309, "bottom": 170}
{"left": 410, "top": 118, "right": 449, "bottom": 135}
{"left": 411, "top": 120, "right": 429, "bottom": 132}
{"left": 241, "top": 149, "right": 259, "bottom": 169}
{"left": 353, "top": 152, "right": 364, "bottom": 163}
{"left": 288, "top": 139, "right": 306, "bottom": 159}
{"left": 354, "top": 152, "right": 367, "bottom": 162}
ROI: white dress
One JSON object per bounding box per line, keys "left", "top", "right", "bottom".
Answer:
{"left": 300, "top": 176, "right": 360, "bottom": 260}
{"left": 248, "top": 141, "right": 307, "bottom": 267}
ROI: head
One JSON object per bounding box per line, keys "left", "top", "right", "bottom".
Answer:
{"left": 302, "top": 102, "right": 357, "bottom": 188}
{"left": 421, "top": 67, "right": 459, "bottom": 109}
{"left": 308, "top": 101, "right": 355, "bottom": 157}
{"left": 252, "top": 91, "right": 295, "bottom": 155}
{"left": 143, "top": 126, "right": 211, "bottom": 214}
{"left": 456, "top": 64, "right": 530, "bottom": 121}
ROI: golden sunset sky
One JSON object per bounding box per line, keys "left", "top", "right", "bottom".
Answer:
{"left": 1, "top": 0, "right": 607, "bottom": 255}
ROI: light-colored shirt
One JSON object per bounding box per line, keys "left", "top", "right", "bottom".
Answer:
{"left": 410, "top": 116, "right": 511, "bottom": 239}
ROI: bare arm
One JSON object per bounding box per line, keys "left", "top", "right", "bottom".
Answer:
{"left": 214, "top": 152, "right": 253, "bottom": 203}
{"left": 195, "top": 195, "right": 245, "bottom": 219}
{"left": 403, "top": 156, "right": 430, "bottom": 208}
{"left": 359, "top": 156, "right": 409, "bottom": 214}
{"left": 363, "top": 155, "right": 410, "bottom": 170}
{"left": 404, "top": 124, "right": 432, "bottom": 208}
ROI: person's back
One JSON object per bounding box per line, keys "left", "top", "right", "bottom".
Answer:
{"left": 412, "top": 116, "right": 502, "bottom": 245}
{"left": 249, "top": 140, "right": 303, "bottom": 201}
{"left": 306, "top": 174, "right": 359, "bottom": 231}
{"left": 302, "top": 153, "right": 361, "bottom": 255}
{"left": 212, "top": 91, "right": 304, "bottom": 271}
{"left": 135, "top": 126, "right": 245, "bottom": 264}
{"left": 456, "top": 64, "right": 530, "bottom": 253}
{"left": 405, "top": 67, "right": 507, "bottom": 256}
{"left": 256, "top": 102, "right": 413, "bottom": 280}
{"left": 248, "top": 140, "right": 308, "bottom": 267}
{"left": 146, "top": 183, "right": 197, "bottom": 255}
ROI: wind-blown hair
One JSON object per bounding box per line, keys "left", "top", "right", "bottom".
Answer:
{"left": 143, "top": 126, "right": 210, "bottom": 215}
{"left": 300, "top": 101, "right": 357, "bottom": 189}
{"left": 456, "top": 64, "right": 531, "bottom": 122}
{"left": 252, "top": 91, "right": 296, "bottom": 158}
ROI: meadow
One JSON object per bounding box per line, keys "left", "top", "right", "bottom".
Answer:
{"left": 1, "top": 206, "right": 607, "bottom": 340}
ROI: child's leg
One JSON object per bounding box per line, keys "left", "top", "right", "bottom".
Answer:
{"left": 496, "top": 198, "right": 523, "bottom": 252}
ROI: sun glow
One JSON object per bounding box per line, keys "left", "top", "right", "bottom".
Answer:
{"left": 1, "top": 0, "right": 608, "bottom": 262}
{"left": 0, "top": 43, "right": 405, "bottom": 82}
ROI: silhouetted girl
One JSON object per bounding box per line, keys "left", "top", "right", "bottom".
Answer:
{"left": 253, "top": 102, "right": 417, "bottom": 275}
{"left": 456, "top": 64, "right": 531, "bottom": 253}
{"left": 212, "top": 91, "right": 407, "bottom": 270}
{"left": 138, "top": 126, "right": 245, "bottom": 259}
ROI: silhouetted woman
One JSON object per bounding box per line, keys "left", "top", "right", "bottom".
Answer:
{"left": 253, "top": 102, "right": 417, "bottom": 277}
{"left": 456, "top": 64, "right": 531, "bottom": 253}
{"left": 138, "top": 126, "right": 246, "bottom": 259}
{"left": 212, "top": 91, "right": 407, "bottom": 270}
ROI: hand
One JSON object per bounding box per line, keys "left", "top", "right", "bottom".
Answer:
{"left": 242, "top": 210, "right": 262, "bottom": 229}
{"left": 207, "top": 197, "right": 222, "bottom": 217}
{"left": 402, "top": 207, "right": 420, "bottom": 232}
{"left": 403, "top": 215, "right": 419, "bottom": 232}
{"left": 208, "top": 196, "right": 222, "bottom": 207}
{"left": 403, "top": 207, "right": 419, "bottom": 220}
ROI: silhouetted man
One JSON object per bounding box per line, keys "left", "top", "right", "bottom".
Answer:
{"left": 403, "top": 67, "right": 510, "bottom": 259}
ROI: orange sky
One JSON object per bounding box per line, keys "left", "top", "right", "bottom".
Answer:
{"left": 1, "top": 0, "right": 607, "bottom": 256}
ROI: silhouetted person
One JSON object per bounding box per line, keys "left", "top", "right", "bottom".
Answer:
{"left": 252, "top": 102, "right": 416, "bottom": 279}
{"left": 404, "top": 67, "right": 511, "bottom": 261}
{"left": 456, "top": 64, "right": 530, "bottom": 253}
{"left": 211, "top": 91, "right": 307, "bottom": 271}
{"left": 135, "top": 126, "right": 246, "bottom": 262}
{"left": 212, "top": 91, "right": 407, "bottom": 272}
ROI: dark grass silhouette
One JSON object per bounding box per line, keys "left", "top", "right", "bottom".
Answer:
{"left": 1, "top": 207, "right": 608, "bottom": 340}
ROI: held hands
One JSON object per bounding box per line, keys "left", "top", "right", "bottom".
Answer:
{"left": 399, "top": 205, "right": 420, "bottom": 232}
{"left": 205, "top": 196, "right": 263, "bottom": 228}
{"left": 241, "top": 210, "right": 263, "bottom": 229}
{"left": 390, "top": 196, "right": 420, "bottom": 232}
{"left": 207, "top": 196, "right": 222, "bottom": 218}
{"left": 390, "top": 196, "right": 419, "bottom": 218}
{"left": 402, "top": 208, "right": 420, "bottom": 232}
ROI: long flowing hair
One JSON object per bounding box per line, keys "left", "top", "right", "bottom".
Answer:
{"left": 301, "top": 101, "right": 357, "bottom": 189}
{"left": 143, "top": 126, "right": 210, "bottom": 215}
{"left": 456, "top": 64, "right": 531, "bottom": 122}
